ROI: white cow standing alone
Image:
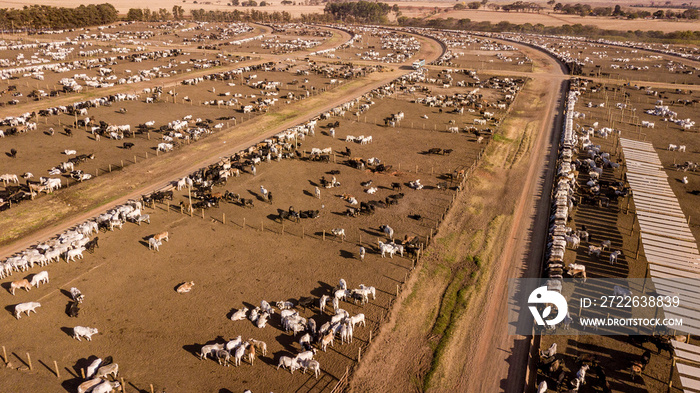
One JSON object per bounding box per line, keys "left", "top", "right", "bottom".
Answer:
{"left": 73, "top": 326, "right": 99, "bottom": 341}
{"left": 14, "top": 302, "right": 41, "bottom": 319}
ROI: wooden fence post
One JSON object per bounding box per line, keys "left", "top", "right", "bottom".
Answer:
{"left": 396, "top": 284, "right": 399, "bottom": 297}
{"left": 150, "top": 384, "right": 154, "bottom": 393}
{"left": 261, "top": 220, "right": 264, "bottom": 232}
{"left": 369, "top": 330, "right": 372, "bottom": 343}
{"left": 243, "top": 217, "right": 246, "bottom": 229}
{"left": 201, "top": 209, "right": 205, "bottom": 219}
{"left": 121, "top": 378, "right": 126, "bottom": 392}
{"left": 2, "top": 346, "right": 6, "bottom": 363}
{"left": 323, "top": 230, "right": 325, "bottom": 241}
{"left": 54, "top": 360, "right": 60, "bottom": 378}
{"left": 223, "top": 213, "right": 226, "bottom": 225}
{"left": 26, "top": 352, "right": 32, "bottom": 371}
{"left": 358, "top": 347, "right": 361, "bottom": 362}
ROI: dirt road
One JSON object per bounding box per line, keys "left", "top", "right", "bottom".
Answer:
{"left": 350, "top": 38, "right": 568, "bottom": 393}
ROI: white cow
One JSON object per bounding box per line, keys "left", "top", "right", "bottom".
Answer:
{"left": 231, "top": 307, "right": 248, "bottom": 321}
{"left": 277, "top": 355, "right": 299, "bottom": 373}
{"left": 65, "top": 247, "right": 85, "bottom": 262}
{"left": 613, "top": 285, "right": 632, "bottom": 297}
{"left": 73, "top": 326, "right": 99, "bottom": 341}
{"left": 14, "top": 302, "right": 41, "bottom": 319}
{"left": 148, "top": 238, "right": 161, "bottom": 251}
{"left": 30, "top": 271, "right": 49, "bottom": 287}
{"left": 378, "top": 241, "right": 396, "bottom": 258}
{"left": 331, "top": 228, "right": 346, "bottom": 240}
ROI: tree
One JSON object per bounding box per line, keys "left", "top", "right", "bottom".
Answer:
{"left": 547, "top": 0, "right": 555, "bottom": 6}
{"left": 126, "top": 8, "right": 143, "bottom": 20}
{"left": 683, "top": 8, "right": 699, "bottom": 19}
{"left": 653, "top": 9, "right": 664, "bottom": 18}
{"left": 172, "top": 5, "right": 184, "bottom": 19}
{"left": 613, "top": 4, "right": 623, "bottom": 16}
{"left": 231, "top": 0, "right": 239, "bottom": 5}
{"left": 454, "top": 3, "right": 466, "bottom": 10}
{"left": 158, "top": 8, "right": 171, "bottom": 20}
{"left": 468, "top": 1, "right": 481, "bottom": 9}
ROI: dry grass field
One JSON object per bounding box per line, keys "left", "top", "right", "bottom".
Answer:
{"left": 428, "top": 10, "right": 700, "bottom": 33}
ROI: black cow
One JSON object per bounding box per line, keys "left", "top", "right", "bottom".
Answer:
{"left": 123, "top": 142, "right": 135, "bottom": 149}
{"left": 85, "top": 237, "right": 99, "bottom": 253}
{"left": 66, "top": 300, "right": 80, "bottom": 318}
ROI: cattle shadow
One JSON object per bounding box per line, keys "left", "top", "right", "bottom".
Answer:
{"left": 310, "top": 281, "right": 334, "bottom": 299}
{"left": 218, "top": 389, "right": 234, "bottom": 393}
{"left": 241, "top": 300, "right": 257, "bottom": 310}
{"left": 138, "top": 240, "right": 149, "bottom": 249}
{"left": 182, "top": 343, "right": 204, "bottom": 359}
{"left": 0, "top": 282, "right": 13, "bottom": 294}
{"left": 307, "top": 180, "right": 319, "bottom": 187}
{"left": 303, "top": 190, "right": 315, "bottom": 198}
{"left": 5, "top": 151, "right": 16, "bottom": 158}
{"left": 60, "top": 370, "right": 85, "bottom": 393}
{"left": 266, "top": 213, "right": 281, "bottom": 222}
{"left": 4, "top": 304, "right": 16, "bottom": 317}
{"left": 60, "top": 326, "right": 75, "bottom": 339}
{"left": 60, "top": 288, "right": 74, "bottom": 299}
{"left": 339, "top": 250, "right": 355, "bottom": 259}
{"left": 70, "top": 355, "right": 99, "bottom": 377}
{"left": 247, "top": 189, "right": 266, "bottom": 202}
{"left": 360, "top": 227, "right": 383, "bottom": 238}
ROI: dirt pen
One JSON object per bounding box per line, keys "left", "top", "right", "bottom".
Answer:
{"left": 0, "top": 72, "right": 497, "bottom": 392}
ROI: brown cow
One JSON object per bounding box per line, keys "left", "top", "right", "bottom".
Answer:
{"left": 153, "top": 231, "right": 169, "bottom": 242}
{"left": 10, "top": 279, "right": 32, "bottom": 295}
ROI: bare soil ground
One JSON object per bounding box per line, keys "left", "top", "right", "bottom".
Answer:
{"left": 0, "top": 68, "right": 344, "bottom": 209}
{"left": 0, "top": 79, "right": 492, "bottom": 393}
{"left": 350, "top": 40, "right": 567, "bottom": 393}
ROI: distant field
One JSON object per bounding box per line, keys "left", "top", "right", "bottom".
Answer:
{"left": 428, "top": 10, "right": 700, "bottom": 33}
{"left": 0, "top": 0, "right": 697, "bottom": 32}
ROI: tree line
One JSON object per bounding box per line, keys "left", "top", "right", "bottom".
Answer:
{"left": 554, "top": 3, "right": 699, "bottom": 19}
{"left": 397, "top": 16, "right": 700, "bottom": 42}
{"left": 0, "top": 4, "right": 118, "bottom": 30}
{"left": 324, "top": 1, "right": 393, "bottom": 24}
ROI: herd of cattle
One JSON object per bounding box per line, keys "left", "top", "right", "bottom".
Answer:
{"left": 197, "top": 277, "right": 371, "bottom": 380}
